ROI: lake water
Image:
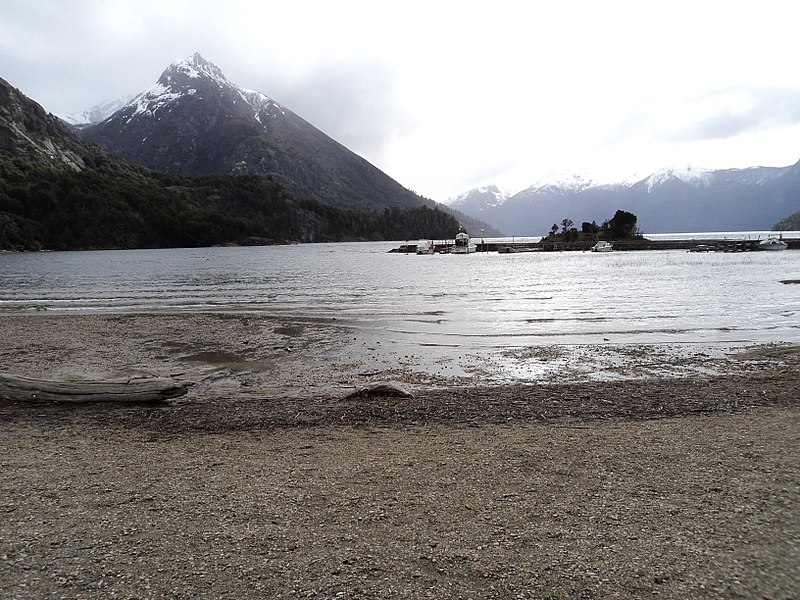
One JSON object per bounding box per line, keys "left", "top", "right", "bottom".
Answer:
{"left": 1, "top": 238, "right": 799, "bottom": 350}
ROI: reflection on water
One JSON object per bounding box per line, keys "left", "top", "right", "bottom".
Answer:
{"left": 1, "top": 240, "right": 799, "bottom": 346}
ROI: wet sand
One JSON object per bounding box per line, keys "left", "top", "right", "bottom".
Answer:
{"left": 1, "top": 312, "right": 798, "bottom": 598}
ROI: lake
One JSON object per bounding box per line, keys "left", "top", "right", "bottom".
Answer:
{"left": 1, "top": 239, "right": 798, "bottom": 350}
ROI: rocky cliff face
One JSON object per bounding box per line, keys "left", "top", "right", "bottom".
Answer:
{"left": 0, "top": 77, "right": 90, "bottom": 170}
{"left": 81, "top": 53, "right": 430, "bottom": 212}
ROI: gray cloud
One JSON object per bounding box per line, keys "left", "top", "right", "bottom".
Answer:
{"left": 0, "top": 0, "right": 411, "bottom": 166}
{"left": 673, "top": 87, "right": 800, "bottom": 142}
{"left": 3, "top": 0, "right": 799, "bottom": 199}
{"left": 255, "top": 59, "right": 413, "bottom": 164}
{"left": 2, "top": 2, "right": 167, "bottom": 112}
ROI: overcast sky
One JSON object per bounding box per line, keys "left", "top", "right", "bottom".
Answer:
{"left": 2, "top": 0, "right": 799, "bottom": 201}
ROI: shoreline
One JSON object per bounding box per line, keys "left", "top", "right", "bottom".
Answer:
{"left": 1, "top": 312, "right": 798, "bottom": 598}
{"left": 1, "top": 311, "right": 795, "bottom": 393}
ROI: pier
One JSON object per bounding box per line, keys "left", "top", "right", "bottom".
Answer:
{"left": 481, "top": 237, "right": 800, "bottom": 252}
{"left": 390, "top": 236, "right": 800, "bottom": 253}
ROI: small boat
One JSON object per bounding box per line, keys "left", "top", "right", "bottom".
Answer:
{"left": 689, "top": 244, "right": 714, "bottom": 253}
{"left": 758, "top": 237, "right": 788, "bottom": 251}
{"left": 451, "top": 227, "right": 477, "bottom": 254}
{"left": 590, "top": 240, "right": 613, "bottom": 252}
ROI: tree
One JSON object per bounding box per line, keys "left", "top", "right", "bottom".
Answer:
{"left": 606, "top": 210, "right": 638, "bottom": 239}
{"left": 581, "top": 221, "right": 599, "bottom": 236}
{"left": 561, "top": 218, "right": 574, "bottom": 235}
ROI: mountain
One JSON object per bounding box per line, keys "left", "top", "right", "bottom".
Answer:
{"left": 0, "top": 75, "right": 465, "bottom": 251}
{"left": 0, "top": 77, "right": 93, "bottom": 170}
{"left": 774, "top": 210, "right": 800, "bottom": 231}
{"left": 80, "top": 53, "right": 430, "bottom": 212}
{"left": 450, "top": 164, "right": 800, "bottom": 235}
{"left": 60, "top": 95, "right": 135, "bottom": 127}
{"left": 448, "top": 185, "right": 510, "bottom": 218}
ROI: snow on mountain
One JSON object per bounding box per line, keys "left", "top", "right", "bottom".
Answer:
{"left": 448, "top": 161, "right": 800, "bottom": 236}
{"left": 645, "top": 165, "right": 712, "bottom": 192}
{"left": 121, "top": 52, "right": 285, "bottom": 126}
{"left": 60, "top": 95, "right": 134, "bottom": 125}
{"left": 125, "top": 83, "right": 183, "bottom": 122}
{"left": 449, "top": 184, "right": 509, "bottom": 207}
{"left": 164, "top": 51, "right": 228, "bottom": 84}
{"left": 528, "top": 171, "right": 597, "bottom": 192}
{"left": 79, "top": 52, "right": 435, "bottom": 213}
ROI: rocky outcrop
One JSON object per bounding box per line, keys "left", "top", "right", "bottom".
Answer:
{"left": 0, "top": 77, "right": 89, "bottom": 170}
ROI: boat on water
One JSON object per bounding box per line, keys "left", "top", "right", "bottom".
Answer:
{"left": 758, "top": 237, "right": 788, "bottom": 251}
{"left": 590, "top": 240, "right": 613, "bottom": 252}
{"left": 451, "top": 227, "right": 477, "bottom": 254}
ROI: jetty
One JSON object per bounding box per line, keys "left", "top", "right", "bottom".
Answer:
{"left": 390, "top": 236, "right": 800, "bottom": 253}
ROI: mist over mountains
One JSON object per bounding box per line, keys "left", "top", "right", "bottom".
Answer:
{"left": 3, "top": 51, "right": 797, "bottom": 245}
{"left": 449, "top": 164, "right": 800, "bottom": 235}
{"left": 79, "top": 53, "right": 431, "bottom": 213}
{"left": 61, "top": 95, "right": 134, "bottom": 128}
{"left": 70, "top": 53, "right": 497, "bottom": 237}
{"left": 66, "top": 53, "right": 800, "bottom": 237}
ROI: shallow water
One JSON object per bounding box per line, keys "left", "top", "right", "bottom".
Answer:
{"left": 1, "top": 241, "right": 798, "bottom": 350}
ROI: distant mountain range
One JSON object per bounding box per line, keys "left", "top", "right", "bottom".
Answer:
{"left": 4, "top": 52, "right": 797, "bottom": 242}
{"left": 60, "top": 95, "right": 134, "bottom": 128}
{"left": 450, "top": 164, "right": 800, "bottom": 235}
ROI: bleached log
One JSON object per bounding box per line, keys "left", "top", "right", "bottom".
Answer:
{"left": 0, "top": 373, "right": 190, "bottom": 403}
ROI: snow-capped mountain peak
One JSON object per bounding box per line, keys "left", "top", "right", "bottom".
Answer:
{"left": 530, "top": 171, "right": 596, "bottom": 192}
{"left": 119, "top": 52, "right": 284, "bottom": 125}
{"left": 78, "top": 52, "right": 428, "bottom": 212}
{"left": 160, "top": 52, "right": 228, "bottom": 86}
{"left": 645, "top": 165, "right": 712, "bottom": 191}
{"left": 449, "top": 184, "right": 509, "bottom": 209}
{"left": 60, "top": 95, "right": 135, "bottom": 126}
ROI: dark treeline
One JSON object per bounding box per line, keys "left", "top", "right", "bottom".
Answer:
{"left": 546, "top": 209, "right": 641, "bottom": 242}
{"left": 0, "top": 156, "right": 460, "bottom": 251}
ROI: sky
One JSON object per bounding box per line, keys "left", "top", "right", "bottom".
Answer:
{"left": 2, "top": 0, "right": 800, "bottom": 202}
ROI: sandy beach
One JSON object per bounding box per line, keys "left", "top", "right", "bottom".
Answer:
{"left": 1, "top": 312, "right": 798, "bottom": 599}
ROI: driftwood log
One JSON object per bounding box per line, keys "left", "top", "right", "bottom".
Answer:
{"left": 0, "top": 373, "right": 190, "bottom": 403}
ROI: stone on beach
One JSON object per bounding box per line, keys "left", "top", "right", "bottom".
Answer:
{"left": 342, "top": 382, "right": 414, "bottom": 399}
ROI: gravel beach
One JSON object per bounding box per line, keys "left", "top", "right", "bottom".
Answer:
{"left": 1, "top": 313, "right": 798, "bottom": 599}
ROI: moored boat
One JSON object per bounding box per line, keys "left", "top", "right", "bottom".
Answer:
{"left": 590, "top": 240, "right": 613, "bottom": 252}
{"left": 451, "top": 227, "right": 477, "bottom": 254}
{"left": 758, "top": 237, "right": 788, "bottom": 251}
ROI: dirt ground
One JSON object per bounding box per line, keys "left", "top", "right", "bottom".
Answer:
{"left": 1, "top": 313, "right": 798, "bottom": 599}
